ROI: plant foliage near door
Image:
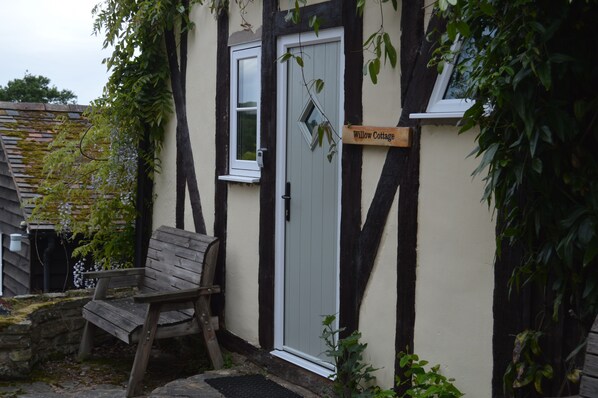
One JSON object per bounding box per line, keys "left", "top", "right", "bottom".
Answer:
{"left": 321, "top": 315, "right": 394, "bottom": 398}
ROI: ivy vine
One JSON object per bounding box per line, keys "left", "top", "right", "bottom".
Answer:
{"left": 436, "top": 0, "right": 598, "bottom": 393}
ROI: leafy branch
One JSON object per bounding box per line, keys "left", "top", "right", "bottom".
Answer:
{"left": 359, "top": 0, "right": 398, "bottom": 84}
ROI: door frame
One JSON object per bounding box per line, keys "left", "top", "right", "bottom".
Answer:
{"left": 272, "top": 27, "right": 344, "bottom": 377}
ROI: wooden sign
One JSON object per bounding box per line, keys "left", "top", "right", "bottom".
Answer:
{"left": 342, "top": 125, "right": 411, "bottom": 147}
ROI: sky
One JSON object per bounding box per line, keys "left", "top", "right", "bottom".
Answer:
{"left": 0, "top": 0, "right": 110, "bottom": 105}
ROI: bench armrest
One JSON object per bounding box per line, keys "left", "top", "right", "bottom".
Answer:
{"left": 134, "top": 286, "right": 221, "bottom": 304}
{"left": 83, "top": 268, "right": 145, "bottom": 279}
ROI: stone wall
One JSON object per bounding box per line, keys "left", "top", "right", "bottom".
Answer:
{"left": 0, "top": 292, "right": 91, "bottom": 378}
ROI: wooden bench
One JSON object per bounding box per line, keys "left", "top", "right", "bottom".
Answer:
{"left": 548, "top": 315, "right": 598, "bottom": 398}
{"left": 578, "top": 315, "right": 598, "bottom": 397}
{"left": 77, "top": 226, "right": 224, "bottom": 397}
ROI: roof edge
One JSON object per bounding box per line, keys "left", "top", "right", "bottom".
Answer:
{"left": 0, "top": 101, "right": 88, "bottom": 113}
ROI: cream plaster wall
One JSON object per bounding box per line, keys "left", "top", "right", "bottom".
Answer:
{"left": 415, "top": 125, "right": 495, "bottom": 397}
{"left": 152, "top": 4, "right": 218, "bottom": 234}
{"left": 185, "top": 5, "right": 219, "bottom": 235}
{"left": 224, "top": 184, "right": 261, "bottom": 345}
{"left": 362, "top": 1, "right": 402, "bottom": 123}
{"left": 355, "top": 3, "right": 404, "bottom": 388}
{"left": 359, "top": 147, "right": 399, "bottom": 390}
{"left": 153, "top": 116, "right": 178, "bottom": 229}
{"left": 229, "top": 0, "right": 262, "bottom": 36}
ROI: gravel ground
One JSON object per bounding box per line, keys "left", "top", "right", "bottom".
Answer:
{"left": 0, "top": 337, "right": 215, "bottom": 397}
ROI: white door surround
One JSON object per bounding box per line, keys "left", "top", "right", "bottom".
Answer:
{"left": 272, "top": 27, "right": 344, "bottom": 377}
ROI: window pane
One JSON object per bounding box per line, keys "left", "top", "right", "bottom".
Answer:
{"left": 237, "top": 110, "right": 257, "bottom": 160}
{"left": 238, "top": 57, "right": 258, "bottom": 107}
{"left": 444, "top": 41, "right": 474, "bottom": 99}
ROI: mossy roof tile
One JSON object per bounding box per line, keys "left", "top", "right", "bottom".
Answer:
{"left": 0, "top": 101, "right": 90, "bottom": 229}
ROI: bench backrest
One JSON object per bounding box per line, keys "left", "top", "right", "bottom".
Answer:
{"left": 141, "top": 225, "right": 219, "bottom": 293}
{"left": 580, "top": 316, "right": 598, "bottom": 397}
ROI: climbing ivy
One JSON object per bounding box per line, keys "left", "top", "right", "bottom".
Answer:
{"left": 435, "top": 0, "right": 598, "bottom": 392}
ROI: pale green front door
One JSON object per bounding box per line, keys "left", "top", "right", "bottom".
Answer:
{"left": 282, "top": 38, "right": 341, "bottom": 367}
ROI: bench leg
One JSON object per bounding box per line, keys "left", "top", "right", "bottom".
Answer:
{"left": 126, "top": 305, "right": 161, "bottom": 398}
{"left": 78, "top": 321, "right": 96, "bottom": 361}
{"left": 195, "top": 297, "right": 224, "bottom": 369}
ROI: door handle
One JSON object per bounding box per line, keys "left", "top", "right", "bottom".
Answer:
{"left": 281, "top": 182, "right": 291, "bottom": 222}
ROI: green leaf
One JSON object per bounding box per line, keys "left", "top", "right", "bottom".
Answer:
{"left": 578, "top": 218, "right": 595, "bottom": 245}
{"left": 278, "top": 52, "right": 293, "bottom": 63}
{"left": 368, "top": 59, "right": 380, "bottom": 84}
{"left": 314, "top": 79, "right": 325, "bottom": 94}
{"left": 533, "top": 372, "right": 544, "bottom": 394}
{"left": 364, "top": 32, "right": 377, "bottom": 47}
{"left": 295, "top": 56, "right": 304, "bottom": 67}
{"left": 356, "top": 0, "right": 366, "bottom": 16}
{"left": 309, "top": 15, "right": 320, "bottom": 36}
{"left": 532, "top": 158, "right": 542, "bottom": 174}
{"left": 537, "top": 62, "right": 552, "bottom": 90}
{"left": 383, "top": 33, "right": 397, "bottom": 67}
{"left": 446, "top": 23, "right": 457, "bottom": 42}
{"left": 583, "top": 242, "right": 598, "bottom": 267}
{"left": 583, "top": 277, "right": 597, "bottom": 298}
{"left": 456, "top": 21, "right": 470, "bottom": 38}
{"left": 479, "top": 1, "right": 496, "bottom": 16}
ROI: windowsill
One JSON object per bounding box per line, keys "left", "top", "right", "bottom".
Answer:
{"left": 218, "top": 175, "right": 261, "bottom": 184}
{"left": 409, "top": 111, "right": 465, "bottom": 119}
{"left": 409, "top": 112, "right": 466, "bottom": 126}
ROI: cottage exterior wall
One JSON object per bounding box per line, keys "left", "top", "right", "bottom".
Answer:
{"left": 415, "top": 125, "right": 495, "bottom": 397}
{"left": 153, "top": 3, "right": 219, "bottom": 235}
{"left": 151, "top": 2, "right": 498, "bottom": 396}
{"left": 225, "top": 185, "right": 260, "bottom": 345}
{"left": 152, "top": 117, "right": 178, "bottom": 229}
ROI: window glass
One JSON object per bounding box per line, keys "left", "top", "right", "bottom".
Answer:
{"left": 237, "top": 109, "right": 257, "bottom": 160}
{"left": 238, "top": 57, "right": 258, "bottom": 107}
{"left": 444, "top": 40, "right": 474, "bottom": 100}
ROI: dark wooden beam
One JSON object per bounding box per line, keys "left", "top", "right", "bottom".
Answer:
{"left": 339, "top": 0, "right": 364, "bottom": 337}
{"left": 258, "top": 0, "right": 278, "bottom": 350}
{"left": 272, "top": 0, "right": 342, "bottom": 36}
{"left": 134, "top": 125, "right": 153, "bottom": 269}
{"left": 176, "top": 0, "right": 190, "bottom": 230}
{"left": 213, "top": 8, "right": 229, "bottom": 320}
{"left": 400, "top": 0, "right": 425, "bottom": 107}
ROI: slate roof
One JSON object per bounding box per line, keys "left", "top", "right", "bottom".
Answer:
{"left": 0, "top": 101, "right": 89, "bottom": 229}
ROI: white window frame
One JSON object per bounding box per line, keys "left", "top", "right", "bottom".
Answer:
{"left": 220, "top": 42, "right": 261, "bottom": 183}
{"left": 410, "top": 40, "right": 473, "bottom": 119}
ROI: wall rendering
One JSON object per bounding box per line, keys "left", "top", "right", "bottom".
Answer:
{"left": 416, "top": 124, "right": 495, "bottom": 397}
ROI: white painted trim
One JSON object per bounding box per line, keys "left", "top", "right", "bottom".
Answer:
{"left": 230, "top": 42, "right": 261, "bottom": 178}
{"left": 217, "top": 175, "right": 260, "bottom": 184}
{"left": 274, "top": 27, "right": 344, "bottom": 365}
{"left": 271, "top": 349, "right": 335, "bottom": 379}
{"left": 411, "top": 40, "right": 472, "bottom": 119}
{"left": 409, "top": 111, "right": 465, "bottom": 119}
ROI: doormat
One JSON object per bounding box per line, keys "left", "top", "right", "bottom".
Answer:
{"left": 205, "top": 374, "right": 302, "bottom": 398}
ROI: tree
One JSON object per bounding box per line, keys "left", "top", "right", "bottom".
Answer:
{"left": 92, "top": 0, "right": 218, "bottom": 236}
{"left": 0, "top": 72, "right": 77, "bottom": 104}
{"left": 32, "top": 0, "right": 225, "bottom": 273}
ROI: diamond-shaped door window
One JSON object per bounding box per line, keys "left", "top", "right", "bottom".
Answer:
{"left": 298, "top": 98, "right": 324, "bottom": 150}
